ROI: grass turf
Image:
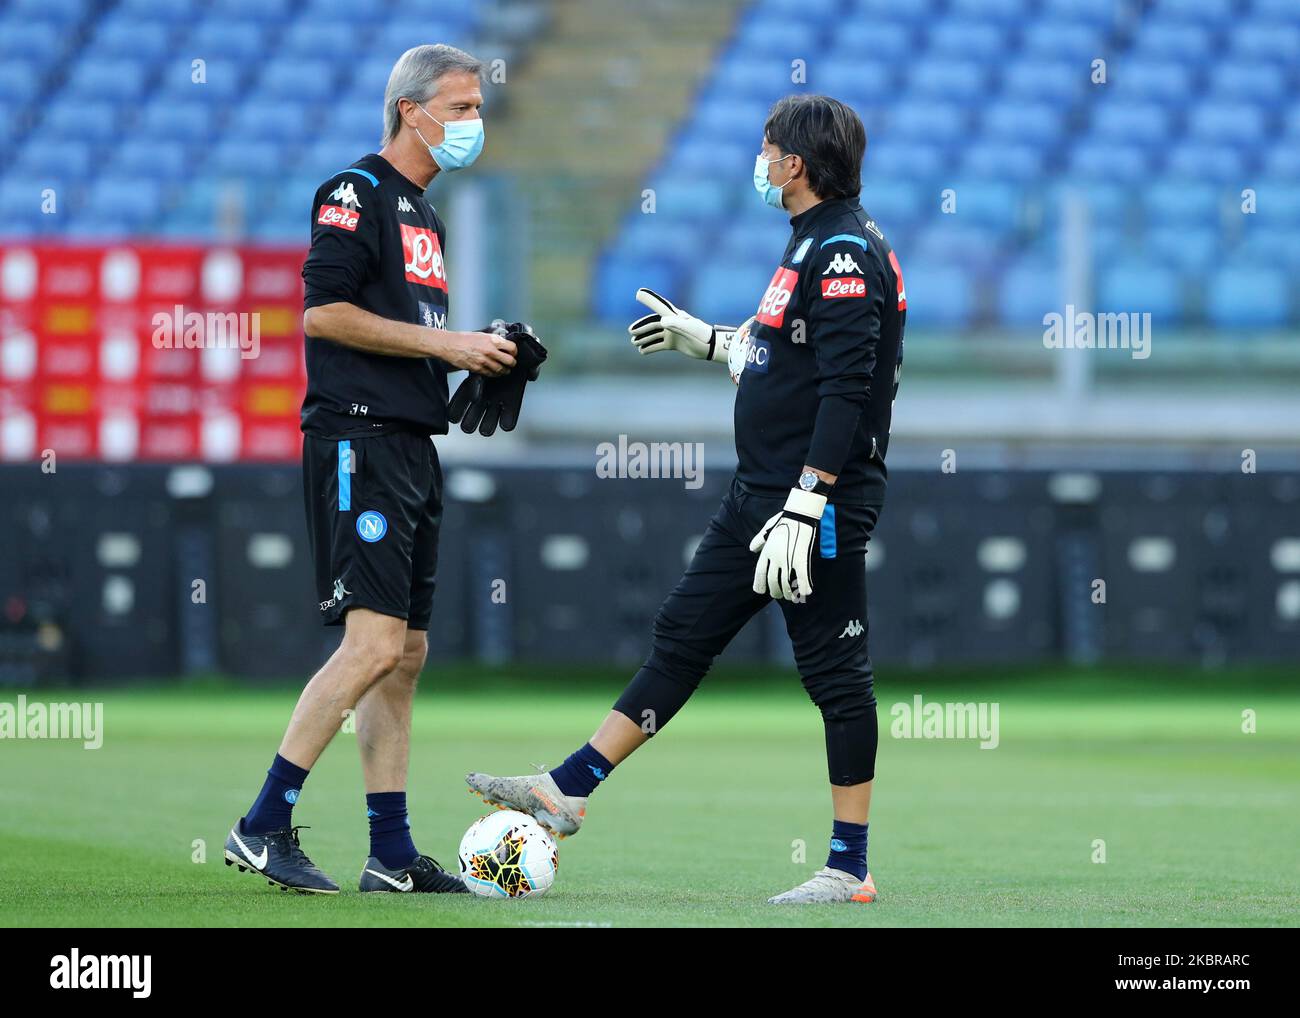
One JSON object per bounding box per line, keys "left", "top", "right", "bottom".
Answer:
{"left": 1, "top": 667, "right": 1297, "bottom": 927}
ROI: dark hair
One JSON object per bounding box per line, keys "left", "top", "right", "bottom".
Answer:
{"left": 763, "top": 94, "right": 865, "bottom": 201}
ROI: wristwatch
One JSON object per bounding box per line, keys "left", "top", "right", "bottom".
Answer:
{"left": 798, "top": 470, "right": 834, "bottom": 497}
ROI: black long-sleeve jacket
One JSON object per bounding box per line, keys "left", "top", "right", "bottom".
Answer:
{"left": 733, "top": 195, "right": 906, "bottom": 504}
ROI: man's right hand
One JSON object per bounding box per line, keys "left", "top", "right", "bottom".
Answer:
{"left": 432, "top": 329, "right": 517, "bottom": 376}
{"left": 628, "top": 288, "right": 735, "bottom": 364}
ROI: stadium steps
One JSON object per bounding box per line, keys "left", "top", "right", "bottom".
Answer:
{"left": 479, "top": 0, "right": 748, "bottom": 328}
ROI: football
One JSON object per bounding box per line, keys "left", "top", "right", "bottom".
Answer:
{"left": 458, "top": 810, "right": 559, "bottom": 898}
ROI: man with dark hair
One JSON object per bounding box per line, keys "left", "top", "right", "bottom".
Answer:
{"left": 467, "top": 94, "right": 906, "bottom": 904}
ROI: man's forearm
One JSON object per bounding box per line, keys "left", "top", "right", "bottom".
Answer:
{"left": 304, "top": 301, "right": 440, "bottom": 358}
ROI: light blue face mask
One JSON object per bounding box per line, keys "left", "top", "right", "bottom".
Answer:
{"left": 413, "top": 102, "right": 484, "bottom": 171}
{"left": 753, "top": 152, "right": 793, "bottom": 209}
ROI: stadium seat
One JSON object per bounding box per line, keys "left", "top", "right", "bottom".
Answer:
{"left": 1096, "top": 257, "right": 1183, "bottom": 323}
{"left": 1205, "top": 263, "right": 1290, "bottom": 329}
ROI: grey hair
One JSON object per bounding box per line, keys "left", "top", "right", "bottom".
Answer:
{"left": 382, "top": 44, "right": 483, "bottom": 145}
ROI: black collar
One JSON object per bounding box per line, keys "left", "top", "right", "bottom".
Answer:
{"left": 790, "top": 195, "right": 861, "bottom": 231}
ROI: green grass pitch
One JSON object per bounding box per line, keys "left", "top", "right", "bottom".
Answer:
{"left": 1, "top": 666, "right": 1297, "bottom": 928}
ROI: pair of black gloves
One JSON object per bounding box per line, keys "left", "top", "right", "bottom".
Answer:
{"left": 447, "top": 319, "right": 548, "bottom": 436}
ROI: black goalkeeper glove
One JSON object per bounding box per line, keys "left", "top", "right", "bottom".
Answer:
{"left": 447, "top": 320, "right": 548, "bottom": 436}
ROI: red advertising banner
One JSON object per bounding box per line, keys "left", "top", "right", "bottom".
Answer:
{"left": 0, "top": 243, "right": 307, "bottom": 462}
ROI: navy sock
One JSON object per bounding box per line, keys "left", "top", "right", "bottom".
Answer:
{"left": 367, "top": 792, "right": 418, "bottom": 869}
{"left": 244, "top": 754, "right": 309, "bottom": 835}
{"left": 549, "top": 743, "right": 614, "bottom": 798}
{"left": 826, "top": 820, "right": 869, "bottom": 880}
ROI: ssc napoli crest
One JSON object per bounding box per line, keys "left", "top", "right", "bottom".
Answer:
{"left": 356, "top": 510, "right": 388, "bottom": 543}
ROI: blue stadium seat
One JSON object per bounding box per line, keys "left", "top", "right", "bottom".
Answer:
{"left": 1142, "top": 180, "right": 1222, "bottom": 227}
{"left": 962, "top": 143, "right": 1044, "bottom": 182}
{"left": 62, "top": 59, "right": 148, "bottom": 101}
{"left": 1134, "top": 21, "right": 1211, "bottom": 59}
{"left": 1110, "top": 59, "right": 1192, "bottom": 102}
{"left": 117, "top": 0, "right": 204, "bottom": 22}
{"left": 594, "top": 253, "right": 682, "bottom": 323}
{"left": 1205, "top": 263, "right": 1290, "bottom": 329}
{"left": 157, "top": 59, "right": 247, "bottom": 101}
{"left": 137, "top": 102, "right": 217, "bottom": 144}
{"left": 1230, "top": 22, "right": 1300, "bottom": 62}
{"left": 1188, "top": 102, "right": 1267, "bottom": 145}
{"left": 897, "top": 261, "right": 975, "bottom": 328}
{"left": 257, "top": 61, "right": 336, "bottom": 101}
{"left": 1155, "top": 0, "right": 1234, "bottom": 24}
{"left": 944, "top": 180, "right": 1022, "bottom": 232}
{"left": 860, "top": 178, "right": 925, "bottom": 230}
{"left": 1001, "top": 59, "right": 1085, "bottom": 104}
{"left": 85, "top": 175, "right": 165, "bottom": 227}
{"left": 110, "top": 141, "right": 189, "bottom": 183}
{"left": 982, "top": 101, "right": 1062, "bottom": 146}
{"left": 0, "top": 20, "right": 63, "bottom": 60}
{"left": 733, "top": 17, "right": 822, "bottom": 58}
{"left": 866, "top": 141, "right": 948, "bottom": 179}
{"left": 927, "top": 21, "right": 1007, "bottom": 58}
{"left": 15, "top": 140, "right": 93, "bottom": 180}
{"left": 1146, "top": 226, "right": 1221, "bottom": 274}
{"left": 1251, "top": 180, "right": 1300, "bottom": 224}
{"left": 229, "top": 101, "right": 316, "bottom": 144}
{"left": 1208, "top": 61, "right": 1286, "bottom": 104}
{"left": 998, "top": 257, "right": 1060, "bottom": 327}
{"left": 184, "top": 21, "right": 266, "bottom": 62}
{"left": 907, "top": 61, "right": 990, "bottom": 102}
{"left": 8, "top": 0, "right": 84, "bottom": 21}
{"left": 1164, "top": 143, "right": 1246, "bottom": 183}
{"left": 1070, "top": 142, "right": 1150, "bottom": 183}
{"left": 647, "top": 177, "right": 733, "bottom": 223}
{"left": 1089, "top": 101, "right": 1171, "bottom": 144}
{"left": 829, "top": 21, "right": 912, "bottom": 58}
{"left": 1021, "top": 20, "right": 1105, "bottom": 59}
{"left": 0, "top": 62, "right": 43, "bottom": 104}
{"left": 688, "top": 257, "right": 774, "bottom": 325}
{"left": 0, "top": 176, "right": 65, "bottom": 232}
{"left": 1096, "top": 257, "right": 1183, "bottom": 323}
{"left": 886, "top": 101, "right": 967, "bottom": 143}
{"left": 949, "top": 0, "right": 1030, "bottom": 22}
{"left": 1264, "top": 145, "right": 1300, "bottom": 178}
{"left": 1040, "top": 0, "right": 1120, "bottom": 26}
{"left": 91, "top": 18, "right": 172, "bottom": 59}
{"left": 205, "top": 0, "right": 294, "bottom": 22}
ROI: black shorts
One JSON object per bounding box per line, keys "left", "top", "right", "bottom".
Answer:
{"left": 652, "top": 476, "right": 880, "bottom": 679}
{"left": 302, "top": 429, "right": 442, "bottom": 629}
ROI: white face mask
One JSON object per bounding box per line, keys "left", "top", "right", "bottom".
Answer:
{"left": 754, "top": 152, "right": 793, "bottom": 209}
{"left": 412, "top": 102, "right": 485, "bottom": 171}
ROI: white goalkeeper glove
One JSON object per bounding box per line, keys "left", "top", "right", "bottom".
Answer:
{"left": 749, "top": 487, "right": 827, "bottom": 601}
{"left": 628, "top": 288, "right": 737, "bottom": 364}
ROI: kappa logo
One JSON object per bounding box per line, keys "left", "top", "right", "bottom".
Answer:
{"left": 397, "top": 196, "right": 415, "bottom": 214}
{"left": 400, "top": 223, "right": 447, "bottom": 291}
{"left": 756, "top": 266, "right": 798, "bottom": 328}
{"left": 823, "top": 252, "right": 862, "bottom": 275}
{"left": 329, "top": 181, "right": 363, "bottom": 209}
{"left": 822, "top": 276, "right": 866, "bottom": 299}
{"left": 319, "top": 577, "right": 351, "bottom": 612}
{"left": 838, "top": 620, "right": 864, "bottom": 638}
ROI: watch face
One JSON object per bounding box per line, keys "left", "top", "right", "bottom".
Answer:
{"left": 799, "top": 472, "right": 817, "bottom": 491}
